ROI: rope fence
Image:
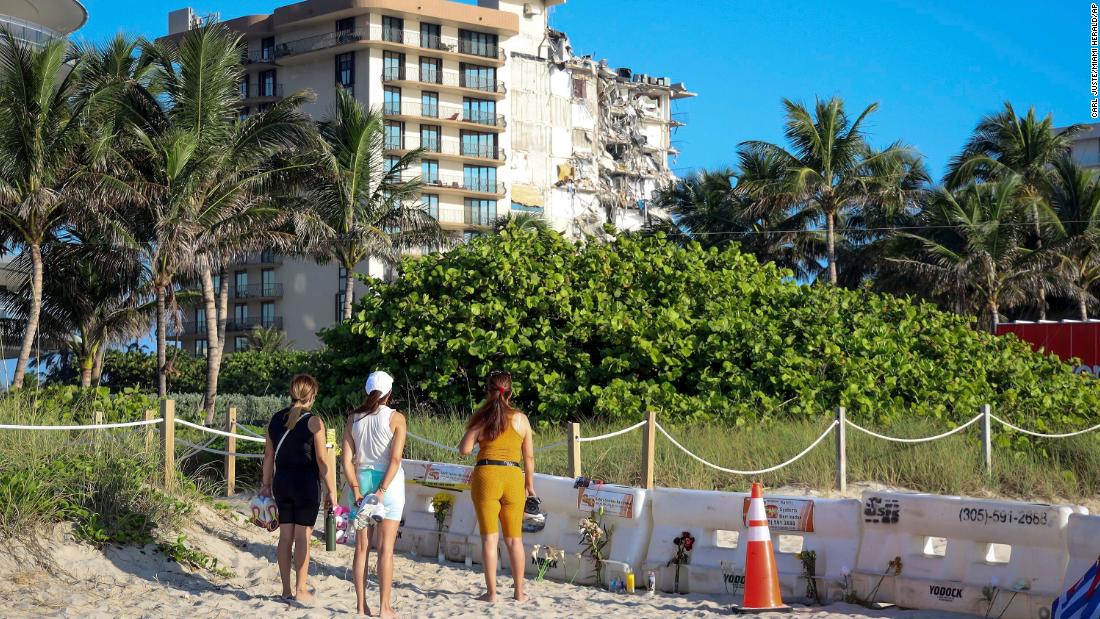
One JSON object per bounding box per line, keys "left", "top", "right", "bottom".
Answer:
{"left": 1, "top": 399, "right": 1099, "bottom": 495}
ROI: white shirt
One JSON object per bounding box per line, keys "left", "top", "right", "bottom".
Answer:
{"left": 351, "top": 404, "right": 400, "bottom": 472}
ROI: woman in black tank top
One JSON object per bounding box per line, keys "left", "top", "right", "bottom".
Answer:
{"left": 260, "top": 374, "right": 337, "bottom": 602}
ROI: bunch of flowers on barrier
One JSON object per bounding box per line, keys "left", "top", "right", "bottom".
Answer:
{"left": 531, "top": 544, "right": 563, "bottom": 582}
{"left": 431, "top": 493, "right": 453, "bottom": 560}
{"left": 838, "top": 565, "right": 856, "bottom": 603}
{"left": 667, "top": 531, "right": 695, "bottom": 593}
{"left": 798, "top": 549, "right": 822, "bottom": 604}
{"left": 578, "top": 507, "right": 614, "bottom": 587}
{"left": 864, "top": 556, "right": 903, "bottom": 606}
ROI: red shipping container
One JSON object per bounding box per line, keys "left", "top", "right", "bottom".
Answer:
{"left": 995, "top": 322, "right": 1100, "bottom": 376}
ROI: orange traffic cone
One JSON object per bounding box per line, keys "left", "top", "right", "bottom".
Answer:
{"left": 733, "top": 482, "right": 791, "bottom": 614}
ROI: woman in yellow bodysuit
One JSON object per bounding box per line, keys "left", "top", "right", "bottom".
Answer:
{"left": 459, "top": 370, "right": 536, "bottom": 604}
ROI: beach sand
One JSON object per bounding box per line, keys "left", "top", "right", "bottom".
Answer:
{"left": 0, "top": 497, "right": 975, "bottom": 619}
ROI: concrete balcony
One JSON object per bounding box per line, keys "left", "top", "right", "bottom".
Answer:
{"left": 385, "top": 137, "right": 504, "bottom": 166}
{"left": 270, "top": 25, "right": 505, "bottom": 68}
{"left": 382, "top": 101, "right": 505, "bottom": 132}
{"left": 382, "top": 67, "right": 505, "bottom": 100}
{"left": 409, "top": 172, "right": 505, "bottom": 199}
{"left": 230, "top": 283, "right": 283, "bottom": 300}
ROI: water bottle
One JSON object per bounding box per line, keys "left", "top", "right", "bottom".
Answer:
{"left": 625, "top": 568, "right": 635, "bottom": 593}
{"left": 647, "top": 570, "right": 656, "bottom": 595}
{"left": 325, "top": 508, "right": 336, "bottom": 551}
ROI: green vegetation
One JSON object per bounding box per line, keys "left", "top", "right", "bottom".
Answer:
{"left": 321, "top": 226, "right": 1100, "bottom": 428}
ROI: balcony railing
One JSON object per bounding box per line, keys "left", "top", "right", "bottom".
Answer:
{"left": 0, "top": 15, "right": 60, "bottom": 49}
{"left": 380, "top": 27, "right": 504, "bottom": 61}
{"left": 382, "top": 67, "right": 505, "bottom": 94}
{"left": 231, "top": 283, "right": 283, "bottom": 299}
{"left": 246, "top": 82, "right": 284, "bottom": 99}
{"left": 239, "top": 251, "right": 282, "bottom": 265}
{"left": 385, "top": 136, "right": 504, "bottom": 161}
{"left": 383, "top": 101, "right": 505, "bottom": 128}
{"left": 274, "top": 27, "right": 369, "bottom": 59}
{"left": 410, "top": 172, "right": 503, "bottom": 195}
{"left": 227, "top": 316, "right": 284, "bottom": 332}
{"left": 244, "top": 49, "right": 277, "bottom": 64}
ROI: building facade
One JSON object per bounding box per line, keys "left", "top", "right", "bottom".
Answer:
{"left": 1067, "top": 122, "right": 1100, "bottom": 169}
{"left": 163, "top": 0, "right": 693, "bottom": 353}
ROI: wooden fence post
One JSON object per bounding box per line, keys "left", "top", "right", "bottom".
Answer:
{"left": 568, "top": 422, "right": 582, "bottom": 479}
{"left": 225, "top": 407, "right": 237, "bottom": 496}
{"left": 144, "top": 409, "right": 155, "bottom": 453}
{"left": 835, "top": 407, "right": 847, "bottom": 493}
{"left": 981, "top": 404, "right": 992, "bottom": 477}
{"left": 642, "top": 411, "right": 657, "bottom": 490}
{"left": 93, "top": 411, "right": 103, "bottom": 450}
{"left": 161, "top": 399, "right": 175, "bottom": 490}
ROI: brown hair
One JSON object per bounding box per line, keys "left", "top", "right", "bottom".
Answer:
{"left": 349, "top": 390, "right": 391, "bottom": 421}
{"left": 465, "top": 370, "right": 517, "bottom": 442}
{"left": 286, "top": 374, "right": 319, "bottom": 429}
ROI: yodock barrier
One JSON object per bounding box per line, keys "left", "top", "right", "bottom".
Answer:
{"left": 1063, "top": 514, "right": 1100, "bottom": 594}
{"left": 394, "top": 459, "right": 480, "bottom": 562}
{"left": 645, "top": 487, "right": 860, "bottom": 601}
{"left": 853, "top": 490, "right": 1084, "bottom": 619}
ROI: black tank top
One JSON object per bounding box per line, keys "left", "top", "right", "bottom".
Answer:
{"left": 268, "top": 408, "right": 318, "bottom": 474}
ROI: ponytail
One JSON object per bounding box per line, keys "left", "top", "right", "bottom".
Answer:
{"left": 286, "top": 374, "right": 319, "bottom": 429}
{"left": 349, "top": 390, "right": 390, "bottom": 421}
{"left": 466, "top": 370, "right": 516, "bottom": 442}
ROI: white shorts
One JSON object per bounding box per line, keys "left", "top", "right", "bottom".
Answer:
{"left": 350, "top": 468, "right": 405, "bottom": 521}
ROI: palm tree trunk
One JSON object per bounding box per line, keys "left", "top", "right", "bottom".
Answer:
{"left": 156, "top": 285, "right": 168, "bottom": 397}
{"left": 216, "top": 271, "right": 229, "bottom": 349}
{"left": 1032, "top": 202, "right": 1047, "bottom": 320}
{"left": 1080, "top": 297, "right": 1089, "bottom": 321}
{"left": 826, "top": 210, "right": 838, "bottom": 285}
{"left": 342, "top": 259, "right": 356, "bottom": 321}
{"left": 91, "top": 344, "right": 106, "bottom": 385}
{"left": 201, "top": 268, "right": 222, "bottom": 425}
{"left": 79, "top": 342, "right": 98, "bottom": 388}
{"left": 12, "top": 243, "right": 44, "bottom": 390}
{"left": 989, "top": 302, "right": 1000, "bottom": 333}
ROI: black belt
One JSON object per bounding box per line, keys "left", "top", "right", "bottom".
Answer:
{"left": 476, "top": 459, "right": 520, "bottom": 468}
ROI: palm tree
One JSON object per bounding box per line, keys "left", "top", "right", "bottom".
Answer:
{"left": 90, "top": 27, "right": 317, "bottom": 408}
{"left": 492, "top": 212, "right": 551, "bottom": 235}
{"left": 310, "top": 87, "right": 443, "bottom": 321}
{"left": 889, "top": 177, "right": 1057, "bottom": 331}
{"left": 248, "top": 325, "right": 291, "bottom": 353}
{"left": 739, "top": 97, "right": 921, "bottom": 284}
{"left": 0, "top": 33, "right": 87, "bottom": 389}
{"left": 1044, "top": 156, "right": 1100, "bottom": 319}
{"left": 945, "top": 103, "right": 1087, "bottom": 319}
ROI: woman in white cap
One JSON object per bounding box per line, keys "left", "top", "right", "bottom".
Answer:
{"left": 340, "top": 370, "right": 407, "bottom": 618}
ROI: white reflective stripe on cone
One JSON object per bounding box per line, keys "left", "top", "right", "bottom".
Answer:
{"left": 747, "top": 497, "right": 767, "bottom": 522}
{"left": 746, "top": 526, "right": 771, "bottom": 542}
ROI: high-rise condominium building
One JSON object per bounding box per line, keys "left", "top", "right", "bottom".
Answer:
{"left": 161, "top": 0, "right": 694, "bottom": 353}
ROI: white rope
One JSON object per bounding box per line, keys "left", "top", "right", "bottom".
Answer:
{"left": 233, "top": 422, "right": 265, "bottom": 438}
{"left": 576, "top": 420, "right": 647, "bottom": 443}
{"left": 534, "top": 439, "right": 568, "bottom": 452}
{"left": 990, "top": 414, "right": 1100, "bottom": 439}
{"left": 656, "top": 421, "right": 838, "bottom": 475}
{"left": 174, "top": 418, "right": 266, "bottom": 443}
{"left": 175, "top": 438, "right": 264, "bottom": 459}
{"left": 180, "top": 436, "right": 218, "bottom": 461}
{"left": 844, "top": 413, "right": 985, "bottom": 444}
{"left": 0, "top": 418, "right": 164, "bottom": 431}
{"left": 406, "top": 431, "right": 461, "bottom": 453}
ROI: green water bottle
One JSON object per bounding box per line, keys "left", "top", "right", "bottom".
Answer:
{"left": 325, "top": 508, "right": 336, "bottom": 551}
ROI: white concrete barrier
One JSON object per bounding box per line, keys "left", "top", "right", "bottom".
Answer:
{"left": 395, "top": 460, "right": 479, "bottom": 561}
{"left": 854, "top": 490, "right": 1082, "bottom": 619}
{"left": 1063, "top": 513, "right": 1100, "bottom": 593}
{"left": 645, "top": 487, "right": 859, "bottom": 601}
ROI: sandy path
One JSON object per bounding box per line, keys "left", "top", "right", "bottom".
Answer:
{"left": 0, "top": 499, "right": 969, "bottom": 619}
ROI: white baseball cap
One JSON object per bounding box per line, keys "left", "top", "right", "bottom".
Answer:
{"left": 365, "top": 370, "right": 394, "bottom": 396}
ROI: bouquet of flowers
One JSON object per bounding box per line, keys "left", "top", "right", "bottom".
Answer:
{"left": 578, "top": 507, "right": 614, "bottom": 587}
{"left": 431, "top": 493, "right": 454, "bottom": 558}
{"left": 667, "top": 531, "right": 695, "bottom": 593}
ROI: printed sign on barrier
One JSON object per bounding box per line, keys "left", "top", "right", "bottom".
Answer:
{"left": 741, "top": 497, "right": 815, "bottom": 532}
{"left": 413, "top": 463, "right": 472, "bottom": 491}
{"left": 578, "top": 485, "right": 635, "bottom": 519}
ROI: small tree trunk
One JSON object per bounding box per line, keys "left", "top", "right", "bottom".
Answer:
{"left": 156, "top": 285, "right": 168, "bottom": 397}
{"left": 216, "top": 270, "right": 229, "bottom": 349}
{"left": 1032, "top": 202, "right": 1047, "bottom": 320}
{"left": 1080, "top": 297, "right": 1090, "bottom": 321}
{"left": 342, "top": 260, "right": 356, "bottom": 321}
{"left": 12, "top": 243, "right": 44, "bottom": 390}
{"left": 826, "top": 210, "right": 838, "bottom": 285}
{"left": 91, "top": 344, "right": 106, "bottom": 385}
{"left": 201, "top": 268, "right": 222, "bottom": 425}
{"left": 989, "top": 302, "right": 1000, "bottom": 333}
{"left": 79, "top": 341, "right": 98, "bottom": 388}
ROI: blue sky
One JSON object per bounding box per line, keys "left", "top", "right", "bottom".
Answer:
{"left": 78, "top": 0, "right": 1084, "bottom": 182}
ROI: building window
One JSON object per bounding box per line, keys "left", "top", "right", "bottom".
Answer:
{"left": 384, "top": 121, "right": 404, "bottom": 150}
{"left": 234, "top": 271, "right": 248, "bottom": 298}
{"left": 259, "top": 69, "right": 276, "bottom": 97}
{"left": 336, "top": 16, "right": 354, "bottom": 32}
{"left": 420, "top": 22, "right": 441, "bottom": 50}
{"left": 421, "top": 125, "right": 441, "bottom": 152}
{"left": 572, "top": 77, "right": 586, "bottom": 99}
{"left": 235, "top": 336, "right": 250, "bottom": 352}
{"left": 464, "top": 165, "right": 496, "bottom": 192}
{"left": 422, "top": 194, "right": 439, "bottom": 219}
{"left": 212, "top": 273, "right": 221, "bottom": 293}
{"left": 422, "top": 159, "right": 439, "bottom": 184}
{"left": 335, "top": 51, "right": 354, "bottom": 94}
{"left": 235, "top": 303, "right": 248, "bottom": 323}
{"left": 238, "top": 79, "right": 249, "bottom": 99}
{"left": 383, "top": 86, "right": 401, "bottom": 115}
{"left": 463, "top": 97, "right": 496, "bottom": 125}
{"left": 383, "top": 51, "right": 404, "bottom": 81}
{"left": 262, "top": 269, "right": 276, "bottom": 296}
{"left": 463, "top": 230, "right": 482, "bottom": 243}
{"left": 257, "top": 102, "right": 273, "bottom": 113}
{"left": 458, "top": 29, "right": 498, "bottom": 58}
{"left": 195, "top": 308, "right": 206, "bottom": 332}
{"left": 461, "top": 131, "right": 496, "bottom": 159}
{"left": 460, "top": 63, "right": 496, "bottom": 92}
{"left": 384, "top": 156, "right": 400, "bottom": 178}
{"left": 261, "top": 302, "right": 275, "bottom": 327}
{"left": 261, "top": 36, "right": 275, "bottom": 61}
{"left": 238, "top": 107, "right": 250, "bottom": 121}
{"left": 421, "top": 92, "right": 439, "bottom": 118}
{"left": 382, "top": 16, "right": 403, "bottom": 43}
{"left": 419, "top": 56, "right": 442, "bottom": 84}
{"left": 195, "top": 339, "right": 208, "bottom": 356}
{"left": 464, "top": 198, "right": 497, "bottom": 225}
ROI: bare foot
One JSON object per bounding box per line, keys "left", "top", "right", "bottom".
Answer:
{"left": 476, "top": 592, "right": 498, "bottom": 603}
{"left": 356, "top": 605, "right": 372, "bottom": 616}
{"left": 378, "top": 608, "right": 398, "bottom": 619}
{"left": 295, "top": 589, "right": 316, "bottom": 604}
{"left": 514, "top": 592, "right": 529, "bottom": 603}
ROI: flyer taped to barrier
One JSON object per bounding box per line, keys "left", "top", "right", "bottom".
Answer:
{"left": 578, "top": 485, "right": 635, "bottom": 519}
{"left": 741, "top": 497, "right": 814, "bottom": 532}
{"left": 412, "top": 463, "right": 472, "bottom": 491}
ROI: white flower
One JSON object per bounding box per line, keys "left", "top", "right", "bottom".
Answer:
{"left": 840, "top": 565, "right": 851, "bottom": 577}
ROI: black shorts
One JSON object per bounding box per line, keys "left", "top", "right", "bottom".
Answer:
{"left": 273, "top": 469, "right": 320, "bottom": 527}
